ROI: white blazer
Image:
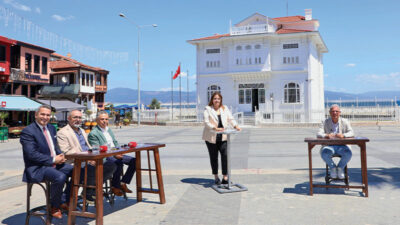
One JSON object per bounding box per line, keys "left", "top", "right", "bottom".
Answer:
{"left": 202, "top": 105, "right": 238, "bottom": 144}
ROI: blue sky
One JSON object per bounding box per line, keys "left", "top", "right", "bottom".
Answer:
{"left": 1, "top": 0, "right": 399, "bottom": 94}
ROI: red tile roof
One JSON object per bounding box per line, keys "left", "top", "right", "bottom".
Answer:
{"left": 49, "top": 60, "right": 79, "bottom": 69}
{"left": 50, "top": 53, "right": 108, "bottom": 73}
{"left": 0, "top": 35, "right": 16, "bottom": 45}
{"left": 192, "top": 33, "right": 230, "bottom": 41}
{"left": 276, "top": 28, "right": 312, "bottom": 34}
{"left": 273, "top": 15, "right": 305, "bottom": 22}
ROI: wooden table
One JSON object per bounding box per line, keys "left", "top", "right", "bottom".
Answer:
{"left": 65, "top": 143, "right": 166, "bottom": 225}
{"left": 304, "top": 137, "right": 370, "bottom": 197}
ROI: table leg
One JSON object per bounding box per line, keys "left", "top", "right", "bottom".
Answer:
{"left": 68, "top": 159, "right": 81, "bottom": 225}
{"left": 95, "top": 159, "right": 103, "bottom": 225}
{"left": 153, "top": 148, "right": 165, "bottom": 204}
{"left": 360, "top": 143, "right": 369, "bottom": 197}
{"left": 136, "top": 151, "right": 142, "bottom": 202}
{"left": 227, "top": 134, "right": 231, "bottom": 190}
{"left": 308, "top": 144, "right": 313, "bottom": 196}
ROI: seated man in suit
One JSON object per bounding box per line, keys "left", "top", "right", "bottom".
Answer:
{"left": 88, "top": 111, "right": 135, "bottom": 196}
{"left": 317, "top": 104, "right": 354, "bottom": 179}
{"left": 57, "top": 109, "right": 117, "bottom": 202}
{"left": 20, "top": 105, "right": 73, "bottom": 219}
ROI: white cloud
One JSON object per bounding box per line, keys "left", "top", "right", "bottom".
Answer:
{"left": 3, "top": 0, "right": 31, "bottom": 11}
{"left": 356, "top": 72, "right": 400, "bottom": 88}
{"left": 35, "top": 7, "right": 41, "bottom": 14}
{"left": 52, "top": 14, "right": 74, "bottom": 22}
{"left": 345, "top": 63, "right": 356, "bottom": 67}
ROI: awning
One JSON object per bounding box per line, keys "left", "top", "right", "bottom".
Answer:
{"left": 40, "top": 84, "right": 80, "bottom": 100}
{"left": 35, "top": 99, "right": 86, "bottom": 112}
{"left": 0, "top": 95, "right": 42, "bottom": 111}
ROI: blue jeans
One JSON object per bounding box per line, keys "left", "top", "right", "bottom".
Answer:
{"left": 320, "top": 145, "right": 352, "bottom": 170}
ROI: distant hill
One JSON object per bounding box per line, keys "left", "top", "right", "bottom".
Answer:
{"left": 106, "top": 88, "right": 400, "bottom": 104}
{"left": 105, "top": 88, "right": 196, "bottom": 104}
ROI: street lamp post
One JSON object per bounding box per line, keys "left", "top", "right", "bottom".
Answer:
{"left": 119, "top": 13, "right": 157, "bottom": 126}
{"left": 270, "top": 93, "right": 274, "bottom": 123}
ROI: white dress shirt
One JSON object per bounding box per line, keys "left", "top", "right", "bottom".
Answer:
{"left": 36, "top": 122, "right": 56, "bottom": 162}
{"left": 100, "top": 126, "right": 115, "bottom": 148}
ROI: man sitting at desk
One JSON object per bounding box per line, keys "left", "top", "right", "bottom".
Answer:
{"left": 317, "top": 104, "right": 354, "bottom": 179}
{"left": 20, "top": 105, "right": 73, "bottom": 219}
{"left": 88, "top": 111, "right": 136, "bottom": 196}
{"left": 57, "top": 109, "right": 116, "bottom": 202}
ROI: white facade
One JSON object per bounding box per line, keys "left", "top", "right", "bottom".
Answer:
{"left": 188, "top": 12, "right": 328, "bottom": 123}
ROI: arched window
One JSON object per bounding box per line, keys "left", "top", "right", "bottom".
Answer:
{"left": 284, "top": 83, "right": 300, "bottom": 103}
{"left": 236, "top": 46, "right": 242, "bottom": 51}
{"left": 207, "top": 85, "right": 221, "bottom": 102}
{"left": 245, "top": 45, "right": 251, "bottom": 50}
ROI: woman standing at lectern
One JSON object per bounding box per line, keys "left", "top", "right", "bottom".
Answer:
{"left": 202, "top": 92, "right": 241, "bottom": 185}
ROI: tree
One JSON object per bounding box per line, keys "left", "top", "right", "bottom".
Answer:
{"left": 0, "top": 112, "right": 9, "bottom": 127}
{"left": 149, "top": 98, "right": 161, "bottom": 109}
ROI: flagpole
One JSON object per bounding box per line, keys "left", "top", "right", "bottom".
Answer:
{"left": 179, "top": 65, "right": 182, "bottom": 122}
{"left": 187, "top": 69, "right": 189, "bottom": 110}
{"left": 171, "top": 71, "right": 173, "bottom": 121}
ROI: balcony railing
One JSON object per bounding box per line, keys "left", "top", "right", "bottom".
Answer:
{"left": 95, "top": 85, "right": 107, "bottom": 92}
{"left": 230, "top": 24, "right": 274, "bottom": 35}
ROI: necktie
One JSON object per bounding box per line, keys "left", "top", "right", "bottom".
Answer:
{"left": 42, "top": 126, "right": 55, "bottom": 167}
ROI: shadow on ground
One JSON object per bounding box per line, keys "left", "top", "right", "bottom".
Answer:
{"left": 1, "top": 196, "right": 147, "bottom": 225}
{"left": 283, "top": 167, "right": 400, "bottom": 196}
{"left": 180, "top": 177, "right": 213, "bottom": 188}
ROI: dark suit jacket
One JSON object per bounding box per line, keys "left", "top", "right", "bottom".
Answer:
{"left": 20, "top": 122, "right": 62, "bottom": 182}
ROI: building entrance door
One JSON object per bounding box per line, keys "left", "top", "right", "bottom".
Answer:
{"left": 252, "top": 89, "right": 259, "bottom": 112}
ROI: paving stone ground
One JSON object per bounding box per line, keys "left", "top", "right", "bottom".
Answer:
{"left": 1, "top": 125, "right": 399, "bottom": 225}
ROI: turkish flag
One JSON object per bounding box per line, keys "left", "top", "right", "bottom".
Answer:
{"left": 173, "top": 65, "right": 180, "bottom": 80}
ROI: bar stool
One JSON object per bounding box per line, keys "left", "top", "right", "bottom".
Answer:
{"left": 325, "top": 154, "right": 349, "bottom": 187}
{"left": 25, "top": 181, "right": 51, "bottom": 225}
{"left": 103, "top": 176, "right": 128, "bottom": 206}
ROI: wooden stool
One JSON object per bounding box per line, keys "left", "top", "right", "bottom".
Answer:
{"left": 325, "top": 154, "right": 349, "bottom": 187}
{"left": 25, "top": 181, "right": 51, "bottom": 225}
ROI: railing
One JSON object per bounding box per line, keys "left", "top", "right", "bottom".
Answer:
{"left": 256, "top": 109, "right": 325, "bottom": 123}
{"left": 95, "top": 85, "right": 107, "bottom": 92}
{"left": 233, "top": 112, "right": 244, "bottom": 126}
{"left": 132, "top": 108, "right": 198, "bottom": 123}
{"left": 230, "top": 24, "right": 273, "bottom": 35}
{"left": 325, "top": 105, "right": 400, "bottom": 122}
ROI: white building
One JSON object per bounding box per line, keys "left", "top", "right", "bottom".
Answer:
{"left": 188, "top": 10, "right": 328, "bottom": 123}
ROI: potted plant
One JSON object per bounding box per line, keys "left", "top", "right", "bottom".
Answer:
{"left": 123, "top": 118, "right": 130, "bottom": 126}
{"left": 0, "top": 112, "right": 9, "bottom": 141}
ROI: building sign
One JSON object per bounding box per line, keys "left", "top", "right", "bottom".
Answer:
{"left": 1, "top": 101, "right": 6, "bottom": 107}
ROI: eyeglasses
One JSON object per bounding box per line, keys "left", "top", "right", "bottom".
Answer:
{"left": 330, "top": 110, "right": 341, "bottom": 113}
